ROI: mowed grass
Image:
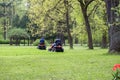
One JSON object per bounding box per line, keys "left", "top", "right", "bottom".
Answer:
{"left": 0, "top": 46, "right": 120, "bottom": 80}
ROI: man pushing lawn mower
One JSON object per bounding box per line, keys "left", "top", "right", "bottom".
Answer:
{"left": 48, "top": 39, "right": 64, "bottom": 52}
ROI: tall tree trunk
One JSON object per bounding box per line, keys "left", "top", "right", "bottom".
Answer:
{"left": 3, "top": 1, "right": 7, "bottom": 40}
{"left": 80, "top": 4, "right": 93, "bottom": 49}
{"left": 105, "top": 0, "right": 120, "bottom": 53}
{"left": 101, "top": 31, "right": 107, "bottom": 48}
{"left": 78, "top": 0, "right": 94, "bottom": 49}
{"left": 10, "top": 37, "right": 13, "bottom": 45}
{"left": 64, "top": 0, "right": 73, "bottom": 49}
{"left": 3, "top": 18, "right": 7, "bottom": 40}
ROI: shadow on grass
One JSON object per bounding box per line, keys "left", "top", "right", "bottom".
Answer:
{"left": 102, "top": 52, "right": 120, "bottom": 56}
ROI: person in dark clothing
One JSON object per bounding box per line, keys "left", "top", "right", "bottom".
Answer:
{"left": 50, "top": 39, "right": 61, "bottom": 48}
{"left": 40, "top": 38, "right": 45, "bottom": 44}
{"left": 38, "top": 38, "right": 46, "bottom": 50}
{"left": 48, "top": 39, "right": 64, "bottom": 52}
{"left": 55, "top": 39, "right": 62, "bottom": 46}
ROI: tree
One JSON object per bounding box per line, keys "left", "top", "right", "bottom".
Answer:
{"left": 90, "top": 1, "right": 108, "bottom": 48}
{"left": 64, "top": 0, "right": 73, "bottom": 49}
{"left": 19, "top": 14, "right": 30, "bottom": 29}
{"left": 12, "top": 14, "right": 20, "bottom": 27}
{"left": 0, "top": 0, "right": 28, "bottom": 40}
{"left": 104, "top": 0, "right": 120, "bottom": 53}
{"left": 0, "top": 0, "right": 10, "bottom": 40}
{"left": 8, "top": 28, "right": 30, "bottom": 46}
{"left": 77, "top": 0, "right": 95, "bottom": 49}
{"left": 27, "top": 0, "right": 74, "bottom": 48}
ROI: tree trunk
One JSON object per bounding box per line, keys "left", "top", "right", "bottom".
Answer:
{"left": 80, "top": 5, "right": 93, "bottom": 49}
{"left": 105, "top": 0, "right": 120, "bottom": 53}
{"left": 75, "top": 37, "right": 79, "bottom": 44}
{"left": 64, "top": 0, "right": 73, "bottom": 49}
{"left": 10, "top": 37, "right": 13, "bottom": 45}
{"left": 3, "top": 2, "right": 7, "bottom": 40}
{"left": 101, "top": 32, "right": 107, "bottom": 48}
{"left": 16, "top": 38, "right": 18, "bottom": 46}
{"left": 24, "top": 39, "right": 25, "bottom": 46}
{"left": 28, "top": 39, "right": 30, "bottom": 46}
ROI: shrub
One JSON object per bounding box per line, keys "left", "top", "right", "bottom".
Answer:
{"left": 33, "top": 39, "right": 39, "bottom": 46}
{"left": 33, "top": 39, "right": 49, "bottom": 46}
{"left": 0, "top": 40, "right": 9, "bottom": 44}
{"left": 8, "top": 28, "right": 30, "bottom": 39}
{"left": 0, "top": 39, "right": 28, "bottom": 44}
{"left": 7, "top": 28, "right": 30, "bottom": 45}
{"left": 20, "top": 40, "right": 28, "bottom": 44}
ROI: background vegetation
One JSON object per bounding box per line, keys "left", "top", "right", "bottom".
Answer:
{"left": 0, "top": 0, "right": 108, "bottom": 48}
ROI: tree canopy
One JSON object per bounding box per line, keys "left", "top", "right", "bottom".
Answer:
{"left": 8, "top": 28, "right": 30, "bottom": 39}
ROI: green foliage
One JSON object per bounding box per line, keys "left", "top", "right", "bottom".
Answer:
{"left": 33, "top": 39, "right": 40, "bottom": 46}
{"left": 72, "top": 0, "right": 107, "bottom": 46}
{"left": 0, "top": 0, "right": 109, "bottom": 48}
{"left": 33, "top": 39, "right": 49, "bottom": 46}
{"left": 0, "top": 39, "right": 9, "bottom": 44}
{"left": 0, "top": 0, "right": 29, "bottom": 40}
{"left": 12, "top": 0, "right": 28, "bottom": 17}
{"left": 12, "top": 14, "right": 30, "bottom": 29}
{"left": 27, "top": 0, "right": 76, "bottom": 39}
{"left": 89, "top": 0, "right": 108, "bottom": 46}
{"left": 112, "top": 4, "right": 120, "bottom": 25}
{"left": 112, "top": 69, "right": 120, "bottom": 80}
{"left": 0, "top": 39, "right": 28, "bottom": 44}
{"left": 19, "top": 15, "right": 30, "bottom": 29}
{"left": 8, "top": 28, "right": 30, "bottom": 39}
{"left": 0, "top": 24, "right": 3, "bottom": 39}
{"left": 12, "top": 14, "right": 20, "bottom": 27}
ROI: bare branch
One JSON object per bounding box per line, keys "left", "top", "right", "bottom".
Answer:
{"left": 43, "top": 0, "right": 63, "bottom": 23}
{"left": 41, "top": 0, "right": 45, "bottom": 3}
{"left": 78, "top": 0, "right": 85, "bottom": 6}
{"left": 45, "top": 14, "right": 58, "bottom": 22}
{"left": 85, "top": 0, "right": 95, "bottom": 9}
{"left": 47, "top": 0, "right": 62, "bottom": 12}
{"left": 56, "top": 8, "right": 65, "bottom": 14}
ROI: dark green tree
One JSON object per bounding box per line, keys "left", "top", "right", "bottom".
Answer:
{"left": 12, "top": 14, "right": 20, "bottom": 27}
{"left": 19, "top": 15, "right": 30, "bottom": 29}
{"left": 8, "top": 28, "right": 30, "bottom": 46}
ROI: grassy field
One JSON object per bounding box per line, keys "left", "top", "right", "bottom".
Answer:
{"left": 0, "top": 46, "right": 120, "bottom": 80}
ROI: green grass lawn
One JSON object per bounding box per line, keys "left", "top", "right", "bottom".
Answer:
{"left": 0, "top": 46, "right": 119, "bottom": 80}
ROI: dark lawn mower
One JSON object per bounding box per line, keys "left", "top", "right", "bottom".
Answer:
{"left": 37, "top": 43, "right": 46, "bottom": 50}
{"left": 48, "top": 39, "right": 64, "bottom": 52}
{"left": 37, "top": 38, "right": 46, "bottom": 50}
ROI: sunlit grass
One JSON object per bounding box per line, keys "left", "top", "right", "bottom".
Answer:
{"left": 0, "top": 46, "right": 119, "bottom": 80}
